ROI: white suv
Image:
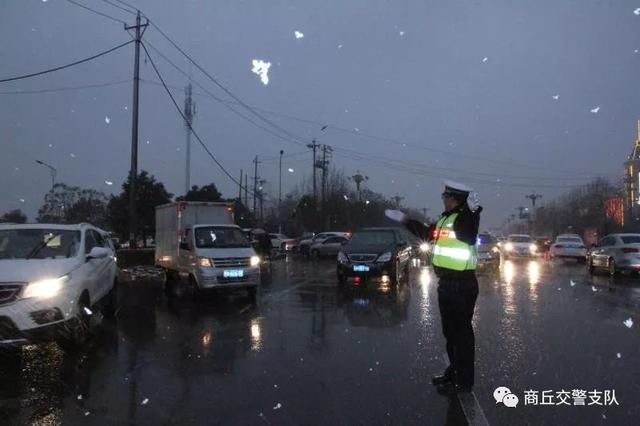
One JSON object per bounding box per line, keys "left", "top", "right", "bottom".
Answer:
{"left": 0, "top": 223, "right": 118, "bottom": 350}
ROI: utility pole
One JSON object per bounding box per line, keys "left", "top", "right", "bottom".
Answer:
{"left": 350, "top": 171, "right": 369, "bottom": 201}
{"left": 278, "top": 150, "right": 284, "bottom": 234}
{"left": 525, "top": 192, "right": 542, "bottom": 209}
{"left": 184, "top": 83, "right": 196, "bottom": 195}
{"left": 319, "top": 145, "right": 332, "bottom": 228}
{"left": 244, "top": 174, "right": 249, "bottom": 207}
{"left": 125, "top": 11, "right": 148, "bottom": 247}
{"left": 252, "top": 156, "right": 260, "bottom": 215}
{"left": 307, "top": 139, "right": 319, "bottom": 205}
{"left": 258, "top": 179, "right": 266, "bottom": 224}
{"left": 238, "top": 169, "right": 243, "bottom": 201}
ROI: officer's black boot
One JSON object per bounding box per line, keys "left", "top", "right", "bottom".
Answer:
{"left": 431, "top": 366, "right": 453, "bottom": 386}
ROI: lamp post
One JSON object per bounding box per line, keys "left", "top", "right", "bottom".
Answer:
{"left": 35, "top": 160, "right": 56, "bottom": 190}
{"left": 278, "top": 150, "right": 284, "bottom": 234}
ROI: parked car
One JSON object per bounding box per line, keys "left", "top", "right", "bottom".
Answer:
{"left": 299, "top": 232, "right": 349, "bottom": 255}
{"left": 310, "top": 235, "right": 349, "bottom": 257}
{"left": 337, "top": 228, "right": 412, "bottom": 286}
{"left": 534, "top": 236, "right": 552, "bottom": 253}
{"left": 503, "top": 234, "right": 537, "bottom": 259}
{"left": 476, "top": 233, "right": 501, "bottom": 271}
{"left": 550, "top": 234, "right": 587, "bottom": 262}
{"left": 0, "top": 223, "right": 118, "bottom": 350}
{"left": 588, "top": 233, "right": 640, "bottom": 276}
{"left": 269, "top": 233, "right": 297, "bottom": 252}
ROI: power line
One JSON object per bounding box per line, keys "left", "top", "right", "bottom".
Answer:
{"left": 0, "top": 40, "right": 134, "bottom": 83}
{"left": 140, "top": 42, "right": 265, "bottom": 201}
{"left": 99, "top": 0, "right": 137, "bottom": 15}
{"left": 65, "top": 0, "right": 127, "bottom": 24}
{"left": 0, "top": 79, "right": 131, "bottom": 95}
{"left": 142, "top": 42, "right": 307, "bottom": 149}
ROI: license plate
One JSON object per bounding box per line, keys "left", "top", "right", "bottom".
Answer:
{"left": 353, "top": 265, "right": 370, "bottom": 272}
{"left": 223, "top": 269, "right": 244, "bottom": 278}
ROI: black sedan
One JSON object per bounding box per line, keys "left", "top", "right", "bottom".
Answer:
{"left": 476, "top": 233, "right": 501, "bottom": 272}
{"left": 337, "top": 227, "right": 412, "bottom": 286}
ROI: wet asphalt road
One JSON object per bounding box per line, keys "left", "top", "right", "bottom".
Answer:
{"left": 1, "top": 256, "right": 639, "bottom": 426}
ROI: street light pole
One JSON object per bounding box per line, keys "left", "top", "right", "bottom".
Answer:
{"left": 35, "top": 160, "right": 56, "bottom": 190}
{"left": 278, "top": 150, "right": 283, "bottom": 234}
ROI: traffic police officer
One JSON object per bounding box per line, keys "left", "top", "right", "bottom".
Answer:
{"left": 386, "top": 180, "right": 482, "bottom": 393}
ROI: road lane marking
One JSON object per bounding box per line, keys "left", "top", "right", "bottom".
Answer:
{"left": 441, "top": 352, "right": 490, "bottom": 426}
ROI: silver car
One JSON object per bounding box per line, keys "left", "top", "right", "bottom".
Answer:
{"left": 310, "top": 236, "right": 349, "bottom": 257}
{"left": 588, "top": 233, "right": 640, "bottom": 276}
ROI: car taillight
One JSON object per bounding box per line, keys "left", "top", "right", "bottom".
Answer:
{"left": 622, "top": 248, "right": 639, "bottom": 253}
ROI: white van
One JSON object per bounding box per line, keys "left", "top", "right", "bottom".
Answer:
{"left": 155, "top": 202, "right": 260, "bottom": 298}
{"left": 0, "top": 223, "right": 117, "bottom": 349}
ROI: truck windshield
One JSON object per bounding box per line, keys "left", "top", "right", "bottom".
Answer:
{"left": 195, "top": 227, "right": 250, "bottom": 248}
{"left": 0, "top": 229, "right": 81, "bottom": 259}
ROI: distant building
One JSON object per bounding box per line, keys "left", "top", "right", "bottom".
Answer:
{"left": 624, "top": 120, "right": 640, "bottom": 228}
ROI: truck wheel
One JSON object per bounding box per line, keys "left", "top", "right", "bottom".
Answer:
{"left": 101, "top": 280, "right": 118, "bottom": 319}
{"left": 57, "top": 294, "right": 91, "bottom": 351}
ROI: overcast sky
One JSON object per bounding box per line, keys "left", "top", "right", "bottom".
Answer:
{"left": 2, "top": 0, "right": 640, "bottom": 229}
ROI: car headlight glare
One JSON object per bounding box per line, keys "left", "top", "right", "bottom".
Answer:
{"left": 505, "top": 243, "right": 514, "bottom": 251}
{"left": 198, "top": 257, "right": 212, "bottom": 267}
{"left": 250, "top": 256, "right": 261, "bottom": 266}
{"left": 337, "top": 251, "right": 348, "bottom": 263}
{"left": 24, "top": 275, "right": 68, "bottom": 299}
{"left": 419, "top": 243, "right": 430, "bottom": 253}
{"left": 377, "top": 252, "right": 392, "bottom": 263}
{"left": 530, "top": 244, "right": 537, "bottom": 252}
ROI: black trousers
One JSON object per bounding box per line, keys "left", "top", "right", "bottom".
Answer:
{"left": 437, "top": 270, "right": 479, "bottom": 387}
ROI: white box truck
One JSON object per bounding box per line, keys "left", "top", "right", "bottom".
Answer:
{"left": 155, "top": 202, "right": 260, "bottom": 296}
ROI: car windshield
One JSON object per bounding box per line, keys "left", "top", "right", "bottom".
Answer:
{"left": 0, "top": 229, "right": 81, "bottom": 259}
{"left": 509, "top": 236, "right": 532, "bottom": 243}
{"left": 195, "top": 227, "right": 250, "bottom": 248}
{"left": 557, "top": 238, "right": 583, "bottom": 244}
{"left": 621, "top": 236, "right": 640, "bottom": 244}
{"left": 349, "top": 231, "right": 396, "bottom": 245}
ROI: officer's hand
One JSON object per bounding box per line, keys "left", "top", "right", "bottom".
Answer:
{"left": 385, "top": 209, "right": 407, "bottom": 223}
{"left": 467, "top": 192, "right": 481, "bottom": 212}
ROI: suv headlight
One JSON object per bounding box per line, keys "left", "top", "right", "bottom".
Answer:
{"left": 337, "top": 251, "right": 348, "bottom": 264}
{"left": 250, "top": 256, "right": 261, "bottom": 266}
{"left": 377, "top": 252, "right": 392, "bottom": 263}
{"left": 198, "top": 257, "right": 212, "bottom": 267}
{"left": 24, "top": 275, "right": 69, "bottom": 299}
{"left": 419, "top": 243, "right": 430, "bottom": 253}
{"left": 529, "top": 244, "right": 537, "bottom": 252}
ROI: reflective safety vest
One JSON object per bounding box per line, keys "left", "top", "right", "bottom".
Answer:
{"left": 431, "top": 213, "right": 477, "bottom": 271}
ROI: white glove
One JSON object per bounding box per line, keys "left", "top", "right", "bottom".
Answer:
{"left": 385, "top": 209, "right": 407, "bottom": 223}
{"left": 467, "top": 192, "right": 480, "bottom": 212}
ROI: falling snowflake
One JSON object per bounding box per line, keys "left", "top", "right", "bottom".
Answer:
{"left": 623, "top": 318, "right": 633, "bottom": 328}
{"left": 294, "top": 30, "right": 304, "bottom": 39}
{"left": 84, "top": 307, "right": 93, "bottom": 315}
{"left": 343, "top": 195, "right": 349, "bottom": 200}
{"left": 251, "top": 59, "right": 271, "bottom": 85}
{"left": 552, "top": 94, "right": 560, "bottom": 100}
{"left": 570, "top": 280, "right": 576, "bottom": 287}
{"left": 365, "top": 200, "right": 370, "bottom": 205}
{"left": 124, "top": 106, "right": 128, "bottom": 110}
{"left": 617, "top": 353, "right": 622, "bottom": 358}
{"left": 482, "top": 57, "right": 489, "bottom": 63}
{"left": 142, "top": 398, "right": 149, "bottom": 405}
{"left": 399, "top": 31, "right": 405, "bottom": 36}
{"left": 338, "top": 44, "right": 343, "bottom": 49}
{"left": 48, "top": 144, "right": 53, "bottom": 148}
{"left": 105, "top": 116, "right": 111, "bottom": 124}
{"left": 84, "top": 412, "right": 90, "bottom": 416}
{"left": 77, "top": 395, "right": 83, "bottom": 400}
{"left": 635, "top": 8, "right": 640, "bottom": 15}
{"left": 70, "top": 153, "right": 76, "bottom": 158}
{"left": 592, "top": 286, "right": 597, "bottom": 292}
{"left": 105, "top": 180, "right": 113, "bottom": 186}
{"left": 273, "top": 403, "right": 282, "bottom": 410}
{"left": 354, "top": 128, "right": 360, "bottom": 132}
{"left": 288, "top": 168, "right": 294, "bottom": 173}
{"left": 146, "top": 140, "right": 150, "bottom": 144}
{"left": 590, "top": 106, "right": 600, "bottom": 114}
{"left": 19, "top": 199, "right": 25, "bottom": 203}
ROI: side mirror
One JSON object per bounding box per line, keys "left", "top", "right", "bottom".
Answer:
{"left": 87, "top": 246, "right": 110, "bottom": 261}
{"left": 180, "top": 242, "right": 191, "bottom": 251}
